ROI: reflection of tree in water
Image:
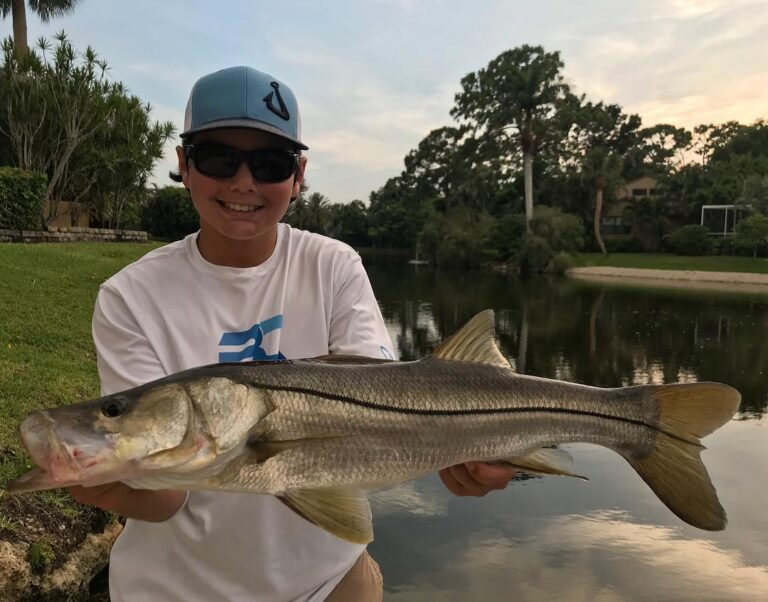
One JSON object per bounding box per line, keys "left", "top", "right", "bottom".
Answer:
{"left": 365, "top": 262, "right": 767, "bottom": 416}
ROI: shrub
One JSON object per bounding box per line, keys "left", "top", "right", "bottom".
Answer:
{"left": 604, "top": 235, "right": 644, "bottom": 253}
{"left": 0, "top": 167, "right": 47, "bottom": 230}
{"left": 528, "top": 206, "right": 585, "bottom": 254}
{"left": 546, "top": 251, "right": 576, "bottom": 274}
{"left": 141, "top": 186, "right": 198, "bottom": 241}
{"left": 733, "top": 213, "right": 768, "bottom": 258}
{"left": 517, "top": 235, "right": 553, "bottom": 274}
{"left": 665, "top": 224, "right": 715, "bottom": 255}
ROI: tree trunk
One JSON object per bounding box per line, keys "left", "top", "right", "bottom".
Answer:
{"left": 594, "top": 175, "right": 607, "bottom": 256}
{"left": 11, "top": 0, "right": 28, "bottom": 57}
{"left": 521, "top": 117, "right": 534, "bottom": 232}
{"left": 517, "top": 304, "right": 528, "bottom": 374}
{"left": 523, "top": 151, "right": 533, "bottom": 231}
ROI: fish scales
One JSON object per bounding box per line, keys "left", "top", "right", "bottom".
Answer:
{"left": 6, "top": 310, "right": 741, "bottom": 542}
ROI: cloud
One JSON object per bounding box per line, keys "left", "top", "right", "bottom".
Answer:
{"left": 371, "top": 481, "right": 450, "bottom": 517}
{"left": 385, "top": 512, "right": 768, "bottom": 601}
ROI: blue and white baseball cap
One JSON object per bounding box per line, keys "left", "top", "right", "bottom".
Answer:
{"left": 181, "top": 66, "right": 308, "bottom": 150}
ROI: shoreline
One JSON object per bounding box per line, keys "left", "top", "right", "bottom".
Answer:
{"left": 567, "top": 266, "right": 768, "bottom": 294}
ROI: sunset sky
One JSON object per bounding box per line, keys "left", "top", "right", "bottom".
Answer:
{"left": 11, "top": 0, "right": 768, "bottom": 203}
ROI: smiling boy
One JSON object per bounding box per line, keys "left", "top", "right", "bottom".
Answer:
{"left": 69, "top": 66, "right": 515, "bottom": 601}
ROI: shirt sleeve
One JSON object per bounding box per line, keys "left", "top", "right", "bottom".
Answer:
{"left": 328, "top": 255, "right": 394, "bottom": 359}
{"left": 92, "top": 284, "right": 168, "bottom": 396}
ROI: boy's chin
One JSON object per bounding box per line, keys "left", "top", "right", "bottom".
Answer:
{"left": 204, "top": 221, "right": 279, "bottom": 243}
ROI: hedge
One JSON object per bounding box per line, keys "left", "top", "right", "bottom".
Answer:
{"left": 0, "top": 167, "right": 47, "bottom": 230}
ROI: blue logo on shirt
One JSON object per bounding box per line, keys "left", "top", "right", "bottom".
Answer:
{"left": 218, "top": 314, "right": 286, "bottom": 362}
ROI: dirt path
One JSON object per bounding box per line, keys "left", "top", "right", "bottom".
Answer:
{"left": 568, "top": 266, "right": 768, "bottom": 294}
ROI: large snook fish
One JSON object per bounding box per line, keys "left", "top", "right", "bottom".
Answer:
{"left": 6, "top": 311, "right": 740, "bottom": 544}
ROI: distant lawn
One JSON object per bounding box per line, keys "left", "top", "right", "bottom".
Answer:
{"left": 0, "top": 242, "right": 162, "bottom": 483}
{"left": 574, "top": 253, "right": 768, "bottom": 274}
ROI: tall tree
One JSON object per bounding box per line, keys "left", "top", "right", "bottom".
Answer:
{"left": 0, "top": 0, "right": 81, "bottom": 57}
{"left": 451, "top": 45, "right": 572, "bottom": 229}
{"left": 564, "top": 100, "right": 642, "bottom": 254}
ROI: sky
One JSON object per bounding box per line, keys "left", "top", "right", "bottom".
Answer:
{"left": 8, "top": 0, "right": 768, "bottom": 204}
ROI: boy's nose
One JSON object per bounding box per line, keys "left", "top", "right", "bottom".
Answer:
{"left": 229, "top": 161, "right": 259, "bottom": 192}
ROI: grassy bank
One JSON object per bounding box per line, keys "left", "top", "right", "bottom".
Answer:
{"left": 0, "top": 241, "right": 162, "bottom": 571}
{"left": 574, "top": 253, "right": 768, "bottom": 274}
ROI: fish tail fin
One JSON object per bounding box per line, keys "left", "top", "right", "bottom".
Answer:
{"left": 625, "top": 382, "right": 740, "bottom": 531}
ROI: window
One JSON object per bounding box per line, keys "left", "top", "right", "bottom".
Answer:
{"left": 632, "top": 188, "right": 648, "bottom": 196}
{"left": 601, "top": 216, "right": 632, "bottom": 236}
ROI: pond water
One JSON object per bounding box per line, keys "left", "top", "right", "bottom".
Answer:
{"left": 363, "top": 263, "right": 768, "bottom": 601}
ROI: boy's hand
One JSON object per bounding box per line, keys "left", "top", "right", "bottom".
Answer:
{"left": 439, "top": 462, "right": 519, "bottom": 497}
{"left": 68, "top": 483, "right": 187, "bottom": 522}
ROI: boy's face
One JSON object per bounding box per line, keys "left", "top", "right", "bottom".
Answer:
{"left": 176, "top": 128, "right": 306, "bottom": 243}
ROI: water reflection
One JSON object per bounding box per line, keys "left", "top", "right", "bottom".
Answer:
{"left": 364, "top": 263, "right": 768, "bottom": 600}
{"left": 368, "top": 265, "right": 768, "bottom": 415}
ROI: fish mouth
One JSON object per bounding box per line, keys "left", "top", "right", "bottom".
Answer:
{"left": 12, "top": 411, "right": 117, "bottom": 491}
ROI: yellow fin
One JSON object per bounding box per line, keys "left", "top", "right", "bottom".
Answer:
{"left": 653, "top": 382, "right": 741, "bottom": 442}
{"left": 625, "top": 381, "right": 740, "bottom": 531}
{"left": 280, "top": 488, "right": 373, "bottom": 544}
{"left": 503, "top": 448, "right": 588, "bottom": 481}
{"left": 430, "top": 310, "right": 510, "bottom": 368}
{"left": 630, "top": 433, "right": 726, "bottom": 530}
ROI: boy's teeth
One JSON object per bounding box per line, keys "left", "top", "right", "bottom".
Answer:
{"left": 222, "top": 201, "right": 261, "bottom": 212}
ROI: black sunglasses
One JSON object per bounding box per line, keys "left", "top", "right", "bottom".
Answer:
{"left": 183, "top": 144, "right": 299, "bottom": 182}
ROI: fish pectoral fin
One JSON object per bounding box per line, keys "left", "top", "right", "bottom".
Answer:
{"left": 279, "top": 487, "right": 373, "bottom": 545}
{"left": 428, "top": 310, "right": 511, "bottom": 369}
{"left": 501, "top": 448, "right": 588, "bottom": 481}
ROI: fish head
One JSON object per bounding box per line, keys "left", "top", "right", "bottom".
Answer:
{"left": 9, "top": 382, "right": 194, "bottom": 492}
{"left": 8, "top": 375, "right": 272, "bottom": 493}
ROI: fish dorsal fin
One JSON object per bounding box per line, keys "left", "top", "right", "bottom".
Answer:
{"left": 280, "top": 488, "right": 373, "bottom": 544}
{"left": 430, "top": 310, "right": 510, "bottom": 369}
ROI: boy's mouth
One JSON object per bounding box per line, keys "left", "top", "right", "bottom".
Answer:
{"left": 217, "top": 200, "right": 265, "bottom": 213}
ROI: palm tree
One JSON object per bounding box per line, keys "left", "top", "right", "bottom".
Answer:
{"left": 0, "top": 0, "right": 81, "bottom": 57}
{"left": 566, "top": 101, "right": 642, "bottom": 255}
{"left": 452, "top": 46, "right": 571, "bottom": 230}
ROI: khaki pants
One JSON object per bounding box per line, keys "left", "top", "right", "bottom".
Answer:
{"left": 325, "top": 551, "right": 383, "bottom": 602}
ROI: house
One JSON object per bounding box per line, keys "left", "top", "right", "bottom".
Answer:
{"left": 43, "top": 200, "right": 89, "bottom": 228}
{"left": 601, "top": 176, "right": 660, "bottom": 236}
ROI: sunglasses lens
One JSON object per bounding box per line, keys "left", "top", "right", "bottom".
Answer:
{"left": 188, "top": 145, "right": 297, "bottom": 182}
{"left": 247, "top": 150, "right": 297, "bottom": 182}
{"left": 193, "top": 145, "right": 241, "bottom": 178}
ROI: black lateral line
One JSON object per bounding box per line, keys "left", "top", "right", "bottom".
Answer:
{"left": 257, "top": 384, "right": 699, "bottom": 447}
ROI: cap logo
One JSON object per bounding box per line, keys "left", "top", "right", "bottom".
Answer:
{"left": 263, "top": 82, "right": 290, "bottom": 121}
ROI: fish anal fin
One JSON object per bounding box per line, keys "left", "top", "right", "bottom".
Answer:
{"left": 430, "top": 310, "right": 511, "bottom": 369}
{"left": 501, "top": 448, "right": 588, "bottom": 481}
{"left": 280, "top": 488, "right": 373, "bottom": 544}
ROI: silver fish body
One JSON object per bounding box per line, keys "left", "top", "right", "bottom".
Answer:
{"left": 6, "top": 311, "right": 741, "bottom": 543}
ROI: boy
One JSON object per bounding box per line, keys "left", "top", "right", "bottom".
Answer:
{"left": 68, "top": 66, "right": 515, "bottom": 601}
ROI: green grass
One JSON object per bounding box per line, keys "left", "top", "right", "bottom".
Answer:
{"left": 0, "top": 242, "right": 163, "bottom": 481}
{"left": 573, "top": 253, "right": 768, "bottom": 274}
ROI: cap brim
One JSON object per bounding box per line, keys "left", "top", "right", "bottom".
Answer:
{"left": 181, "top": 119, "right": 308, "bottom": 150}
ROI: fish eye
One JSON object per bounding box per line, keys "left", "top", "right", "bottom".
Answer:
{"left": 101, "top": 397, "right": 127, "bottom": 418}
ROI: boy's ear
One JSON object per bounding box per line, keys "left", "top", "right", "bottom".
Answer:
{"left": 176, "top": 145, "right": 190, "bottom": 189}
{"left": 292, "top": 156, "right": 307, "bottom": 198}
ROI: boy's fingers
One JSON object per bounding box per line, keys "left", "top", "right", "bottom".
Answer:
{"left": 468, "top": 462, "right": 519, "bottom": 488}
